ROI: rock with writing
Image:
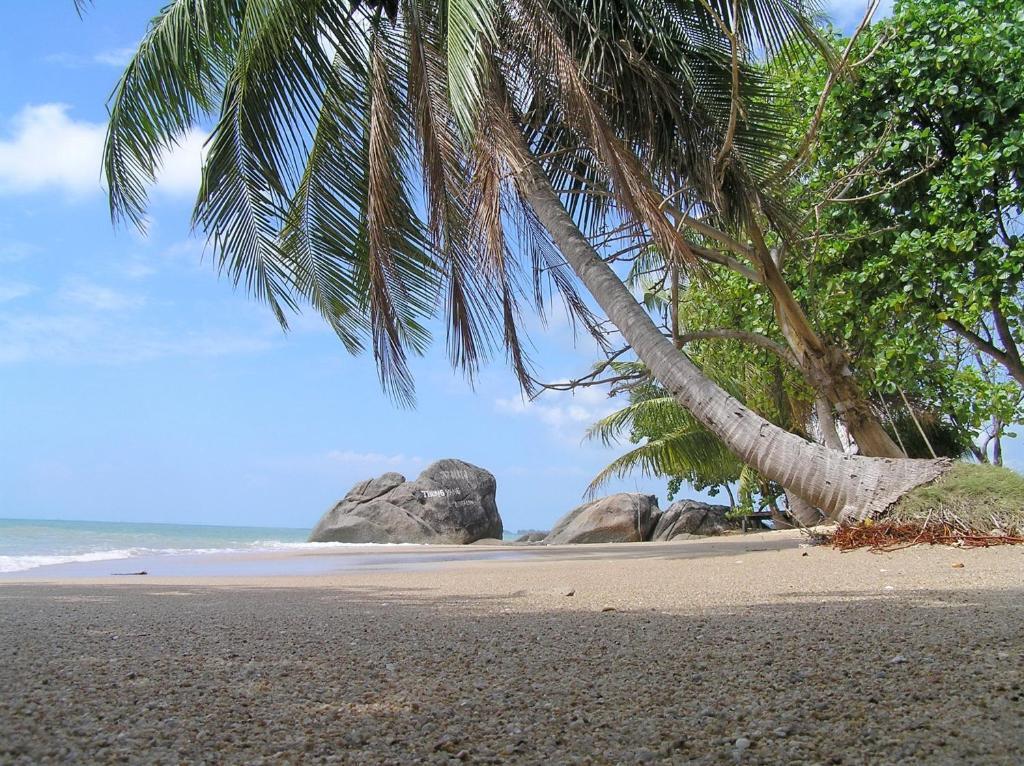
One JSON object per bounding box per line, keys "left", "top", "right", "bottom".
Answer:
{"left": 648, "top": 500, "right": 737, "bottom": 539}
{"left": 543, "top": 493, "right": 658, "bottom": 544}
{"left": 308, "top": 459, "right": 502, "bottom": 544}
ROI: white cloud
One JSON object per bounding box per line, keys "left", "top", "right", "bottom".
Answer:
{"left": 259, "top": 451, "right": 425, "bottom": 478}
{"left": 0, "top": 311, "right": 272, "bottom": 365}
{"left": 0, "top": 104, "right": 206, "bottom": 199}
{"left": 325, "top": 450, "right": 424, "bottom": 467}
{"left": 154, "top": 129, "right": 207, "bottom": 197}
{"left": 93, "top": 47, "right": 136, "bottom": 67}
{"left": 45, "top": 46, "right": 137, "bottom": 68}
{"left": 59, "top": 279, "right": 145, "bottom": 311}
{"left": 0, "top": 281, "right": 34, "bottom": 303}
{"left": 496, "top": 386, "right": 619, "bottom": 444}
{"left": 0, "top": 104, "right": 105, "bottom": 195}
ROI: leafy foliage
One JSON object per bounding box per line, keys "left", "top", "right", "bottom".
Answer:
{"left": 584, "top": 372, "right": 743, "bottom": 499}
{"left": 796, "top": 0, "right": 1024, "bottom": 451}
{"left": 587, "top": 0, "right": 1024, "bottom": 500}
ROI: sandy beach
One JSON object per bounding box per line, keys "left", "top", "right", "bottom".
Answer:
{"left": 1, "top": 531, "right": 1022, "bottom": 764}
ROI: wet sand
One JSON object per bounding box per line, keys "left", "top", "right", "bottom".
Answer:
{"left": 1, "top": 531, "right": 1022, "bottom": 764}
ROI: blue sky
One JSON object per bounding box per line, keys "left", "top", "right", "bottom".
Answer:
{"left": 0, "top": 1, "right": 923, "bottom": 531}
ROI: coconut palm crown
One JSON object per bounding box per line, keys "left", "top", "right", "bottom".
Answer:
{"left": 92, "top": 0, "right": 820, "bottom": 403}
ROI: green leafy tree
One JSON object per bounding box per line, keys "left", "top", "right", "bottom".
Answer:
{"left": 798, "top": 0, "right": 1024, "bottom": 461}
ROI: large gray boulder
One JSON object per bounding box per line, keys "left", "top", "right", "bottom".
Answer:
{"left": 544, "top": 493, "right": 658, "bottom": 544}
{"left": 649, "top": 500, "right": 738, "bottom": 539}
{"left": 308, "top": 459, "right": 502, "bottom": 544}
{"left": 514, "top": 531, "right": 548, "bottom": 543}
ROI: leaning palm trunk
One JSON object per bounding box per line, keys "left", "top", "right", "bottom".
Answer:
{"left": 499, "top": 125, "right": 949, "bottom": 521}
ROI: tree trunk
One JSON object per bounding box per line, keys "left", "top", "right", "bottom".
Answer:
{"left": 503, "top": 138, "right": 949, "bottom": 521}
{"left": 754, "top": 250, "right": 905, "bottom": 458}
{"left": 815, "top": 396, "right": 844, "bottom": 452}
{"left": 786, "top": 492, "right": 823, "bottom": 526}
{"left": 670, "top": 263, "right": 681, "bottom": 349}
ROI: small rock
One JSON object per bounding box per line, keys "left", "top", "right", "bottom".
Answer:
{"left": 562, "top": 589, "right": 575, "bottom": 597}
{"left": 951, "top": 562, "right": 965, "bottom": 568}
{"left": 889, "top": 654, "right": 908, "bottom": 665}
{"left": 802, "top": 552, "right": 809, "bottom": 557}
{"left": 601, "top": 606, "right": 616, "bottom": 613}
{"left": 734, "top": 737, "right": 751, "bottom": 751}
{"left": 773, "top": 727, "right": 790, "bottom": 738}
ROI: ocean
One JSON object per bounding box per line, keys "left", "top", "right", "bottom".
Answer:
{"left": 0, "top": 518, "right": 524, "bottom": 575}
{"left": 0, "top": 518, "right": 320, "bottom": 574}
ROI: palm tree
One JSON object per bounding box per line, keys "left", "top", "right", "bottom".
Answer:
{"left": 92, "top": 0, "right": 949, "bottom": 521}
{"left": 583, "top": 372, "right": 746, "bottom": 501}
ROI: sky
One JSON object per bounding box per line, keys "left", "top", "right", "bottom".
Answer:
{"left": 0, "top": 1, "right": 927, "bottom": 532}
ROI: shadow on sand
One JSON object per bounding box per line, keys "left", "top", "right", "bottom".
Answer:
{"left": 1, "top": 582, "right": 1021, "bottom": 764}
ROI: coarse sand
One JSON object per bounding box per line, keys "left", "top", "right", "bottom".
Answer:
{"left": 1, "top": 531, "right": 1022, "bottom": 764}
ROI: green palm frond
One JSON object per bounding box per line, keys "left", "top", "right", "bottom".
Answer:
{"left": 279, "top": 56, "right": 375, "bottom": 355}
{"left": 104, "top": 0, "right": 243, "bottom": 229}
{"left": 585, "top": 356, "right": 797, "bottom": 498}
{"left": 587, "top": 395, "right": 694, "bottom": 446}
{"left": 361, "top": 27, "right": 438, "bottom": 403}
{"left": 586, "top": 421, "right": 741, "bottom": 498}
{"left": 192, "top": 0, "right": 358, "bottom": 331}
{"left": 446, "top": 0, "right": 497, "bottom": 136}
{"left": 406, "top": 1, "right": 500, "bottom": 375}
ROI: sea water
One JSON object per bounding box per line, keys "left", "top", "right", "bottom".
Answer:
{"left": 0, "top": 518, "right": 313, "bottom": 574}
{"left": 0, "top": 518, "right": 527, "bottom": 575}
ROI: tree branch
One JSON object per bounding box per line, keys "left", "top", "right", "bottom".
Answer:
{"left": 689, "top": 243, "right": 763, "bottom": 283}
{"left": 677, "top": 329, "right": 799, "bottom": 368}
{"left": 991, "top": 294, "right": 1022, "bottom": 368}
{"left": 775, "top": 0, "right": 881, "bottom": 182}
{"left": 530, "top": 346, "right": 645, "bottom": 394}
{"left": 944, "top": 316, "right": 1024, "bottom": 386}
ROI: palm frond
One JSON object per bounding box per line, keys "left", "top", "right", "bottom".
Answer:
{"left": 514, "top": 201, "right": 607, "bottom": 346}
{"left": 517, "top": 0, "right": 824, "bottom": 242}
{"left": 278, "top": 54, "right": 375, "bottom": 355}
{"left": 362, "top": 25, "right": 438, "bottom": 404}
{"left": 191, "top": 0, "right": 352, "bottom": 329}
{"left": 446, "top": 0, "right": 497, "bottom": 135}
{"left": 586, "top": 395, "right": 687, "bottom": 446}
{"left": 104, "top": 0, "right": 244, "bottom": 229}
{"left": 586, "top": 424, "right": 740, "bottom": 498}
{"left": 405, "top": 0, "right": 501, "bottom": 376}
{"left": 506, "top": 0, "right": 701, "bottom": 267}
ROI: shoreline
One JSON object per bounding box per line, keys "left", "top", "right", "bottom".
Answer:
{"left": 0, "top": 529, "right": 808, "bottom": 583}
{"left": 2, "top": 533, "right": 1021, "bottom": 764}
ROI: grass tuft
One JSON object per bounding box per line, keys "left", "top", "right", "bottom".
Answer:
{"left": 887, "top": 462, "right": 1024, "bottom": 536}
